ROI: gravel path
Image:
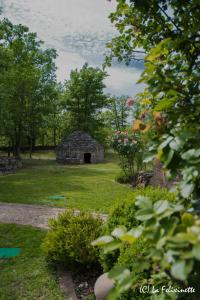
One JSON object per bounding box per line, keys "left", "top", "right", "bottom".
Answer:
{"left": 0, "top": 202, "right": 65, "bottom": 229}
{"left": 0, "top": 202, "right": 107, "bottom": 229}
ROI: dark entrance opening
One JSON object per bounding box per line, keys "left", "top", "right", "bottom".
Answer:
{"left": 84, "top": 153, "right": 91, "bottom": 164}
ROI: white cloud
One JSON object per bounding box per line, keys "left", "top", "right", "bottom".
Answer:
{"left": 1, "top": 0, "right": 144, "bottom": 95}
{"left": 105, "top": 66, "right": 144, "bottom": 96}
{"left": 56, "top": 50, "right": 85, "bottom": 82}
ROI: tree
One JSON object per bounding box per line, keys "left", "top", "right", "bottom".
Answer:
{"left": 0, "top": 19, "right": 57, "bottom": 157}
{"left": 107, "top": 96, "right": 130, "bottom": 131}
{"left": 106, "top": 0, "right": 200, "bottom": 208}
{"left": 63, "top": 63, "right": 108, "bottom": 139}
{"left": 42, "top": 83, "right": 65, "bottom": 147}
{"left": 92, "top": 1, "right": 200, "bottom": 299}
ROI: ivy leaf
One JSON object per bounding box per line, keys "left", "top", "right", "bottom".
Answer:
{"left": 135, "top": 196, "right": 152, "bottom": 209}
{"left": 135, "top": 208, "right": 154, "bottom": 221}
{"left": 170, "top": 137, "right": 183, "bottom": 151}
{"left": 164, "top": 149, "right": 174, "bottom": 167}
{"left": 91, "top": 235, "right": 114, "bottom": 246}
{"left": 192, "top": 244, "right": 200, "bottom": 260}
{"left": 120, "top": 231, "right": 136, "bottom": 244}
{"left": 154, "top": 200, "right": 169, "bottom": 215}
{"left": 180, "top": 183, "right": 194, "bottom": 198}
{"left": 171, "top": 260, "right": 193, "bottom": 281}
{"left": 182, "top": 149, "right": 200, "bottom": 160}
{"left": 159, "top": 136, "right": 173, "bottom": 150}
{"left": 103, "top": 240, "right": 122, "bottom": 253}
{"left": 112, "top": 226, "right": 127, "bottom": 239}
{"left": 174, "top": 233, "right": 197, "bottom": 244}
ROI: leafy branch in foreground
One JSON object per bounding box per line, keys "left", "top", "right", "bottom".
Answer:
{"left": 93, "top": 195, "right": 200, "bottom": 299}
{"left": 95, "top": 1, "right": 200, "bottom": 297}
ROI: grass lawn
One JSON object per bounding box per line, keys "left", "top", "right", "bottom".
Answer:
{"left": 0, "top": 223, "right": 64, "bottom": 300}
{"left": 0, "top": 152, "right": 132, "bottom": 213}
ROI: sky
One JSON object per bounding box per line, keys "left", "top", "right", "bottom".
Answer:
{"left": 0, "top": 0, "right": 145, "bottom": 96}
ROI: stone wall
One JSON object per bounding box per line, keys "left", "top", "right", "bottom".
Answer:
{"left": 56, "top": 131, "right": 104, "bottom": 164}
{"left": 0, "top": 157, "right": 22, "bottom": 175}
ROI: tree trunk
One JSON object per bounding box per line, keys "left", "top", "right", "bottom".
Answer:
{"left": 29, "top": 138, "right": 33, "bottom": 159}
{"left": 7, "top": 140, "right": 11, "bottom": 157}
{"left": 13, "top": 126, "right": 21, "bottom": 158}
{"left": 53, "top": 127, "right": 56, "bottom": 147}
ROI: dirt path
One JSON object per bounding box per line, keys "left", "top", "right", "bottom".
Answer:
{"left": 0, "top": 202, "right": 65, "bottom": 229}
{"left": 0, "top": 202, "right": 107, "bottom": 229}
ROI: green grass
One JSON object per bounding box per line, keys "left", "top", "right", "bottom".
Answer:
{"left": 0, "top": 223, "right": 64, "bottom": 300}
{"left": 0, "top": 152, "right": 132, "bottom": 213}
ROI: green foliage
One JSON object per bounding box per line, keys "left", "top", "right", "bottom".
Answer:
{"left": 63, "top": 63, "right": 108, "bottom": 141}
{"left": 107, "top": 187, "right": 175, "bottom": 232}
{"left": 96, "top": 1, "right": 200, "bottom": 299}
{"left": 42, "top": 211, "right": 103, "bottom": 270}
{"left": 106, "top": 96, "right": 131, "bottom": 131}
{"left": 94, "top": 195, "right": 200, "bottom": 299}
{"left": 106, "top": 0, "right": 200, "bottom": 206}
{"left": 116, "top": 240, "right": 150, "bottom": 300}
{"left": 93, "top": 196, "right": 200, "bottom": 299}
{"left": 112, "top": 131, "right": 144, "bottom": 181}
{"left": 0, "top": 18, "right": 58, "bottom": 156}
{"left": 115, "top": 171, "right": 132, "bottom": 184}
{"left": 99, "top": 188, "right": 175, "bottom": 271}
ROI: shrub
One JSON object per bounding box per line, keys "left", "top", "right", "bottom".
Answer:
{"left": 42, "top": 211, "right": 103, "bottom": 270}
{"left": 115, "top": 171, "right": 132, "bottom": 184}
{"left": 107, "top": 187, "right": 175, "bottom": 232}
{"left": 99, "top": 187, "right": 176, "bottom": 271}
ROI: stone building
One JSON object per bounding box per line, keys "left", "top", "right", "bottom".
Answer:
{"left": 56, "top": 131, "right": 104, "bottom": 164}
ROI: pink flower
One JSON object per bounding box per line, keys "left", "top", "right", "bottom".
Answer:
{"left": 118, "top": 139, "right": 122, "bottom": 143}
{"left": 124, "top": 138, "right": 129, "bottom": 143}
{"left": 127, "top": 98, "right": 134, "bottom": 107}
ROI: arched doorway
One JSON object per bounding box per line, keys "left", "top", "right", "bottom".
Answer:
{"left": 84, "top": 153, "right": 91, "bottom": 164}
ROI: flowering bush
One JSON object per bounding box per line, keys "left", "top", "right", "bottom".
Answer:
{"left": 112, "top": 130, "right": 143, "bottom": 183}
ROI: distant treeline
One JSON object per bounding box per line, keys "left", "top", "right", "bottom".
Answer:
{"left": 0, "top": 19, "right": 131, "bottom": 158}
